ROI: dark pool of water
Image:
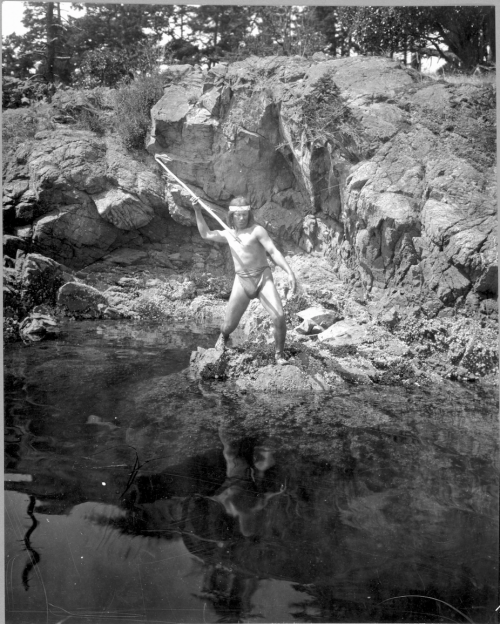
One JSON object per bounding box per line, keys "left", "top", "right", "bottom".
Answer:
{"left": 4, "top": 321, "right": 499, "bottom": 624}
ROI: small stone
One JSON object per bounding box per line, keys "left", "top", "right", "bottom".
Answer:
{"left": 296, "top": 306, "right": 341, "bottom": 329}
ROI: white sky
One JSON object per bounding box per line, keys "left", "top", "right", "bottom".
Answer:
{"left": 2, "top": 1, "right": 82, "bottom": 37}
{"left": 2, "top": 1, "right": 28, "bottom": 36}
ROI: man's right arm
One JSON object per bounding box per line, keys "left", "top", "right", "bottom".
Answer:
{"left": 193, "top": 204, "right": 226, "bottom": 243}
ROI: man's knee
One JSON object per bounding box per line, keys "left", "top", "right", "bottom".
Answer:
{"left": 272, "top": 312, "right": 286, "bottom": 329}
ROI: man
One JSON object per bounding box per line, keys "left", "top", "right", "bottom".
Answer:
{"left": 191, "top": 196, "right": 296, "bottom": 365}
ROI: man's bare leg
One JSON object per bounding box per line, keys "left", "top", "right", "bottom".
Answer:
{"left": 215, "top": 277, "right": 250, "bottom": 351}
{"left": 257, "top": 275, "right": 287, "bottom": 364}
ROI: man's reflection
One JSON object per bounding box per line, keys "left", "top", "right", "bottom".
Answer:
{"left": 209, "top": 427, "right": 285, "bottom": 537}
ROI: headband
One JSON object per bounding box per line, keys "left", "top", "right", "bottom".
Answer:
{"left": 229, "top": 205, "right": 251, "bottom": 212}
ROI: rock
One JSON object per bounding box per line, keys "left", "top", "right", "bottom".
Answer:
{"left": 118, "top": 277, "right": 141, "bottom": 288}
{"left": 15, "top": 250, "right": 26, "bottom": 275}
{"left": 236, "top": 364, "right": 330, "bottom": 392}
{"left": 102, "top": 306, "right": 123, "bottom": 320}
{"left": 437, "top": 307, "right": 454, "bottom": 318}
{"left": 317, "top": 320, "right": 368, "bottom": 346}
{"left": 480, "top": 298, "right": 498, "bottom": 316}
{"left": 379, "top": 307, "right": 399, "bottom": 328}
{"left": 170, "top": 280, "right": 196, "bottom": 301}
{"left": 32, "top": 201, "right": 120, "bottom": 268}
{"left": 2, "top": 56, "right": 496, "bottom": 316}
{"left": 148, "top": 250, "right": 176, "bottom": 268}
{"left": 190, "top": 347, "right": 228, "bottom": 380}
{"left": 421, "top": 299, "right": 443, "bottom": 319}
{"left": 294, "top": 318, "right": 323, "bottom": 335}
{"left": 3, "top": 129, "right": 168, "bottom": 268}
{"left": 20, "top": 253, "right": 70, "bottom": 308}
{"left": 93, "top": 188, "right": 155, "bottom": 230}
{"left": 296, "top": 306, "right": 341, "bottom": 328}
{"left": 19, "top": 313, "right": 60, "bottom": 342}
{"left": 57, "top": 282, "right": 108, "bottom": 317}
{"left": 32, "top": 304, "right": 54, "bottom": 315}
{"left": 104, "top": 248, "right": 149, "bottom": 266}
{"left": 459, "top": 332, "right": 498, "bottom": 375}
{"left": 329, "top": 357, "right": 378, "bottom": 384}
{"left": 3, "top": 235, "right": 27, "bottom": 258}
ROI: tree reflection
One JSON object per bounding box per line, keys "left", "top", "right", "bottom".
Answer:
{"left": 21, "top": 495, "right": 41, "bottom": 591}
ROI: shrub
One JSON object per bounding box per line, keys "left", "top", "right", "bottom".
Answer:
{"left": 299, "top": 73, "right": 362, "bottom": 153}
{"left": 2, "top": 75, "right": 55, "bottom": 109}
{"left": 74, "top": 106, "right": 107, "bottom": 135}
{"left": 112, "top": 71, "right": 166, "bottom": 150}
{"left": 76, "top": 48, "right": 132, "bottom": 89}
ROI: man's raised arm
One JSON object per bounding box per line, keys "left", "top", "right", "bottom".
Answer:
{"left": 256, "top": 226, "right": 296, "bottom": 294}
{"left": 192, "top": 203, "right": 226, "bottom": 243}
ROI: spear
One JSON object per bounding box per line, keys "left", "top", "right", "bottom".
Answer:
{"left": 154, "top": 154, "right": 241, "bottom": 243}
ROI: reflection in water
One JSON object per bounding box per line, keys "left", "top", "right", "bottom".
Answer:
{"left": 212, "top": 428, "right": 285, "bottom": 537}
{"left": 21, "top": 495, "right": 40, "bottom": 591}
{"left": 4, "top": 321, "right": 499, "bottom": 623}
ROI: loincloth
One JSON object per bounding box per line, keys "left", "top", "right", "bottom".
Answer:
{"left": 235, "top": 266, "right": 272, "bottom": 299}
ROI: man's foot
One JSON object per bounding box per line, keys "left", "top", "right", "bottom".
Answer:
{"left": 275, "top": 352, "right": 288, "bottom": 366}
{"left": 215, "top": 333, "right": 228, "bottom": 352}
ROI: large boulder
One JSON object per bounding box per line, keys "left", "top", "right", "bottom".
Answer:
{"left": 20, "top": 253, "right": 72, "bottom": 308}
{"left": 57, "top": 282, "right": 108, "bottom": 317}
{"left": 93, "top": 188, "right": 155, "bottom": 230}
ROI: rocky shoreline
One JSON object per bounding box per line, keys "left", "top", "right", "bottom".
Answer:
{"left": 5, "top": 250, "right": 497, "bottom": 392}
{"left": 3, "top": 56, "right": 497, "bottom": 392}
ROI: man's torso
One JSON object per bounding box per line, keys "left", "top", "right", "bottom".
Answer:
{"left": 223, "top": 225, "right": 269, "bottom": 273}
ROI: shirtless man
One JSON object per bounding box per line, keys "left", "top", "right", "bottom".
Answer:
{"left": 191, "top": 196, "right": 296, "bottom": 364}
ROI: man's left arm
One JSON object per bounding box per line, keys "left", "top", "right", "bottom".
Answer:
{"left": 256, "top": 227, "right": 296, "bottom": 294}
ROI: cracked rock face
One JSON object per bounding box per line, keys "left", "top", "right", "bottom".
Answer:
{"left": 3, "top": 56, "right": 496, "bottom": 308}
{"left": 147, "top": 56, "right": 497, "bottom": 306}
{"left": 3, "top": 129, "right": 170, "bottom": 268}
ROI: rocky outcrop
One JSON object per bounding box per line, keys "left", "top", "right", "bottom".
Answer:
{"left": 2, "top": 55, "right": 497, "bottom": 352}
{"left": 3, "top": 130, "right": 172, "bottom": 268}
{"left": 146, "top": 56, "right": 496, "bottom": 309}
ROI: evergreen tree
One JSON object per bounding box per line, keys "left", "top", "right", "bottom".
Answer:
{"left": 187, "top": 6, "right": 252, "bottom": 64}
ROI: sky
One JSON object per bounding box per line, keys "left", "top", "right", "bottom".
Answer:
{"left": 2, "top": 1, "right": 27, "bottom": 36}
{"left": 2, "top": 1, "right": 82, "bottom": 37}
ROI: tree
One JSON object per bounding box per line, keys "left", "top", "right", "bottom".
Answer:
{"left": 315, "top": 6, "right": 495, "bottom": 71}
{"left": 187, "top": 6, "right": 252, "bottom": 64}
{"left": 426, "top": 6, "right": 495, "bottom": 70}
{"left": 2, "top": 2, "right": 74, "bottom": 83}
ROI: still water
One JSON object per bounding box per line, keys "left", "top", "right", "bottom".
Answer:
{"left": 4, "top": 321, "right": 499, "bottom": 624}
